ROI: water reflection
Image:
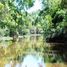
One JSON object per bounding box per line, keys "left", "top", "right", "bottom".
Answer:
{"left": 0, "top": 35, "right": 44, "bottom": 67}
{"left": 5, "top": 54, "right": 46, "bottom": 67}
{"left": 15, "top": 63, "right": 20, "bottom": 67}
{"left": 21, "top": 54, "right": 45, "bottom": 67}
{"left": 0, "top": 35, "right": 66, "bottom": 67}
{"left": 5, "top": 64, "right": 11, "bottom": 67}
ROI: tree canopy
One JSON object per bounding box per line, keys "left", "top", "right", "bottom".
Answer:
{"left": 0, "top": 0, "right": 67, "bottom": 42}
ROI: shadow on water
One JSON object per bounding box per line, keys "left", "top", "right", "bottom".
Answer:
{"left": 44, "top": 29, "right": 67, "bottom": 62}
{"left": 50, "top": 43, "right": 67, "bottom": 62}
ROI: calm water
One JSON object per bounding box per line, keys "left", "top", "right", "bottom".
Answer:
{"left": 0, "top": 35, "right": 66, "bottom": 67}
{"left": 0, "top": 35, "right": 45, "bottom": 67}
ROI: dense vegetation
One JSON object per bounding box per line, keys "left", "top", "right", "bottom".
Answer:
{"left": 0, "top": 0, "right": 67, "bottom": 65}
{"left": 0, "top": 0, "right": 67, "bottom": 42}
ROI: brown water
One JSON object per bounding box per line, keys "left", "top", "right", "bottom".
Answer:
{"left": 0, "top": 35, "right": 66, "bottom": 67}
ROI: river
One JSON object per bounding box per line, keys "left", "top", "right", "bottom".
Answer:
{"left": 0, "top": 35, "right": 66, "bottom": 67}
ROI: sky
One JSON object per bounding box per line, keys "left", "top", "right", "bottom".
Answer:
{"left": 14, "top": 0, "right": 43, "bottom": 14}
{"left": 26, "top": 0, "right": 43, "bottom": 13}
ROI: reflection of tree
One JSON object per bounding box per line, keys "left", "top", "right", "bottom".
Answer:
{"left": 51, "top": 43, "right": 67, "bottom": 62}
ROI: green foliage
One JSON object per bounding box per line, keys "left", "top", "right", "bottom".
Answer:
{"left": 0, "top": 0, "right": 67, "bottom": 63}
{"left": 0, "top": 0, "right": 66, "bottom": 39}
{"left": 38, "top": 0, "right": 66, "bottom": 39}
